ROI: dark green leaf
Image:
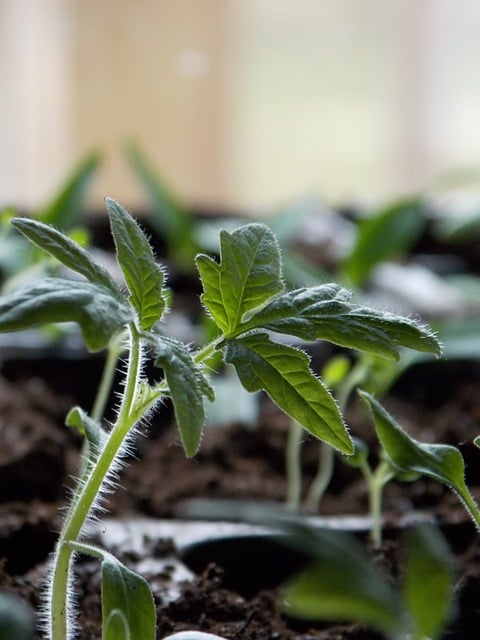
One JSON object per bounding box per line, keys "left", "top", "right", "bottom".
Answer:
{"left": 196, "top": 224, "right": 284, "bottom": 335}
{"left": 225, "top": 333, "right": 352, "bottom": 453}
{"left": 0, "top": 592, "right": 35, "bottom": 640}
{"left": 282, "top": 528, "right": 399, "bottom": 634}
{"left": 106, "top": 198, "right": 167, "bottom": 331}
{"left": 0, "top": 278, "right": 131, "bottom": 351}
{"left": 402, "top": 525, "right": 455, "bottom": 640}
{"left": 243, "top": 284, "right": 441, "bottom": 359}
{"left": 359, "top": 391, "right": 480, "bottom": 526}
{"left": 153, "top": 336, "right": 214, "bottom": 457}
{"left": 343, "top": 198, "right": 426, "bottom": 286}
{"left": 11, "top": 217, "right": 121, "bottom": 299}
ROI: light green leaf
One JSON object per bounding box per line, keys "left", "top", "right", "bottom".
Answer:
{"left": 153, "top": 336, "right": 215, "bottom": 457}
{"left": 11, "top": 217, "right": 121, "bottom": 299}
{"left": 196, "top": 224, "right": 284, "bottom": 335}
{"left": 106, "top": 197, "right": 167, "bottom": 331}
{"left": 283, "top": 528, "right": 399, "bottom": 635}
{"left": 0, "top": 277, "right": 131, "bottom": 351}
{"left": 402, "top": 525, "right": 455, "bottom": 640}
{"left": 65, "top": 406, "right": 106, "bottom": 461}
{"left": 104, "top": 610, "right": 130, "bottom": 640}
{"left": 359, "top": 390, "right": 480, "bottom": 527}
{"left": 243, "top": 284, "right": 441, "bottom": 359}
{"left": 225, "top": 333, "right": 353, "bottom": 454}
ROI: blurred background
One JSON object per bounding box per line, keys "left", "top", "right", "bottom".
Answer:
{"left": 1, "top": 0, "right": 479, "bottom": 214}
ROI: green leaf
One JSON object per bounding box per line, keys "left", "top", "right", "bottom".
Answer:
{"left": 196, "top": 224, "right": 284, "bottom": 335}
{"left": 0, "top": 592, "right": 35, "bottom": 640}
{"left": 106, "top": 198, "right": 167, "bottom": 331}
{"left": 102, "top": 558, "right": 155, "bottom": 640}
{"left": 68, "top": 541, "right": 156, "bottom": 640}
{"left": 359, "top": 391, "right": 480, "bottom": 525}
{"left": 0, "top": 277, "right": 131, "bottom": 351}
{"left": 282, "top": 528, "right": 399, "bottom": 634}
{"left": 11, "top": 217, "right": 121, "bottom": 299}
{"left": 38, "top": 151, "right": 101, "bottom": 229}
{"left": 243, "top": 284, "right": 441, "bottom": 359}
{"left": 402, "top": 525, "right": 455, "bottom": 640}
{"left": 343, "top": 198, "right": 426, "bottom": 286}
{"left": 104, "top": 610, "right": 130, "bottom": 640}
{"left": 153, "top": 336, "right": 214, "bottom": 457}
{"left": 65, "top": 406, "right": 106, "bottom": 461}
{"left": 225, "top": 333, "right": 352, "bottom": 454}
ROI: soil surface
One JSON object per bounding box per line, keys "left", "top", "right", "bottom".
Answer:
{"left": 1, "top": 354, "right": 480, "bottom": 639}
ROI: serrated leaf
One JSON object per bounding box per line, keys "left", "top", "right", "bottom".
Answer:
{"left": 402, "top": 525, "right": 455, "bottom": 640}
{"left": 11, "top": 217, "right": 121, "bottom": 299}
{"left": 359, "top": 391, "right": 480, "bottom": 525}
{"left": 106, "top": 198, "right": 167, "bottom": 331}
{"left": 0, "top": 277, "right": 131, "bottom": 351}
{"left": 225, "top": 333, "right": 352, "bottom": 454}
{"left": 282, "top": 528, "right": 399, "bottom": 634}
{"left": 65, "top": 406, "right": 106, "bottom": 461}
{"left": 243, "top": 284, "right": 441, "bottom": 359}
{"left": 153, "top": 336, "right": 214, "bottom": 457}
{"left": 196, "top": 224, "right": 284, "bottom": 335}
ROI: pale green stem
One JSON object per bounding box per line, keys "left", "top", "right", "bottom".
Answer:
{"left": 91, "top": 336, "right": 125, "bottom": 423}
{"left": 286, "top": 420, "right": 304, "bottom": 511}
{"left": 458, "top": 487, "right": 480, "bottom": 531}
{"left": 305, "top": 442, "right": 335, "bottom": 511}
{"left": 50, "top": 324, "right": 142, "bottom": 640}
{"left": 362, "top": 460, "right": 394, "bottom": 548}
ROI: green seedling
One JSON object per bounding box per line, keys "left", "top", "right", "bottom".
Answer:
{"left": 339, "top": 436, "right": 420, "bottom": 547}
{"left": 286, "top": 329, "right": 441, "bottom": 514}
{"left": 182, "top": 499, "right": 456, "bottom": 640}
{"left": 0, "top": 199, "right": 440, "bottom": 639}
{"left": 282, "top": 520, "right": 456, "bottom": 640}
{"left": 359, "top": 390, "right": 480, "bottom": 530}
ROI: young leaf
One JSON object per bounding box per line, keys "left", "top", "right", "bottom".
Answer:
{"left": 359, "top": 390, "right": 480, "bottom": 527}
{"left": 68, "top": 542, "right": 156, "bottom": 640}
{"left": 104, "top": 610, "right": 130, "bottom": 640}
{"left": 66, "top": 406, "right": 106, "bottom": 460}
{"left": 242, "top": 284, "right": 441, "bottom": 359}
{"left": 196, "top": 224, "right": 284, "bottom": 335}
{"left": 282, "top": 528, "right": 399, "bottom": 635}
{"left": 153, "top": 335, "right": 215, "bottom": 457}
{"left": 106, "top": 198, "right": 167, "bottom": 331}
{"left": 0, "top": 278, "right": 131, "bottom": 351}
{"left": 225, "top": 333, "right": 353, "bottom": 454}
{"left": 11, "top": 217, "right": 121, "bottom": 299}
{"left": 402, "top": 525, "right": 455, "bottom": 640}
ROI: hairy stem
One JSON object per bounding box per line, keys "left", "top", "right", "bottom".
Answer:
{"left": 49, "top": 324, "right": 142, "bottom": 640}
{"left": 305, "top": 442, "right": 335, "bottom": 511}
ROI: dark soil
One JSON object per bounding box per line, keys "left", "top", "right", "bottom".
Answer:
{"left": 1, "top": 354, "right": 480, "bottom": 639}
